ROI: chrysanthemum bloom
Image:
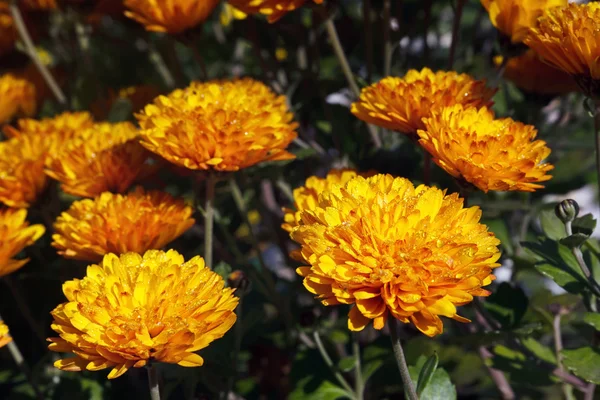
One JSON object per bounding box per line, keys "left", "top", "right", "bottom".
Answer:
{"left": 228, "top": 0, "right": 323, "bottom": 23}
{"left": 494, "top": 50, "right": 578, "bottom": 95}
{"left": 3, "top": 111, "right": 94, "bottom": 139}
{"left": 124, "top": 0, "right": 220, "bottom": 34}
{"left": 351, "top": 68, "right": 496, "bottom": 135}
{"left": 0, "top": 321, "right": 12, "bottom": 349}
{"left": 0, "top": 74, "right": 37, "bottom": 125}
{"left": 136, "top": 78, "right": 297, "bottom": 171}
{"left": 481, "top": 0, "right": 566, "bottom": 44}
{"left": 0, "top": 3, "right": 16, "bottom": 57}
{"left": 45, "top": 122, "right": 150, "bottom": 198}
{"left": 52, "top": 188, "right": 195, "bottom": 261}
{"left": 291, "top": 174, "right": 500, "bottom": 336}
{"left": 0, "top": 208, "right": 45, "bottom": 277}
{"left": 48, "top": 250, "right": 238, "bottom": 379}
{"left": 418, "top": 105, "right": 553, "bottom": 192}
{"left": 524, "top": 3, "right": 600, "bottom": 99}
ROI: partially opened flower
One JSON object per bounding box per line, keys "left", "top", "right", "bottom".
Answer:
{"left": 291, "top": 174, "right": 500, "bottom": 336}
{"left": 481, "top": 0, "right": 567, "bottom": 44}
{"left": 0, "top": 74, "right": 37, "bottom": 125}
{"left": 228, "top": 0, "right": 323, "bottom": 23}
{"left": 3, "top": 111, "right": 94, "bottom": 139}
{"left": 136, "top": 78, "right": 297, "bottom": 171}
{"left": 418, "top": 105, "right": 553, "bottom": 192}
{"left": 0, "top": 321, "right": 12, "bottom": 349}
{"left": 124, "top": 0, "right": 220, "bottom": 34}
{"left": 0, "top": 208, "right": 45, "bottom": 277}
{"left": 48, "top": 250, "right": 238, "bottom": 379}
{"left": 524, "top": 3, "right": 600, "bottom": 98}
{"left": 45, "top": 122, "right": 151, "bottom": 198}
{"left": 0, "top": 3, "right": 16, "bottom": 57}
{"left": 52, "top": 188, "right": 195, "bottom": 261}
{"left": 494, "top": 50, "right": 578, "bottom": 95}
{"left": 351, "top": 68, "right": 496, "bottom": 135}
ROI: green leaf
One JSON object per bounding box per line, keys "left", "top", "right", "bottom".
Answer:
{"left": 583, "top": 312, "right": 600, "bottom": 331}
{"left": 330, "top": 329, "right": 349, "bottom": 345}
{"left": 293, "top": 147, "right": 319, "bottom": 160}
{"left": 539, "top": 208, "right": 566, "bottom": 241}
{"left": 408, "top": 357, "right": 456, "bottom": 400}
{"left": 520, "top": 337, "right": 557, "bottom": 364}
{"left": 573, "top": 214, "right": 597, "bottom": 236}
{"left": 559, "top": 233, "right": 589, "bottom": 248}
{"left": 491, "top": 345, "right": 555, "bottom": 386}
{"left": 213, "top": 262, "right": 232, "bottom": 282}
{"left": 535, "top": 263, "right": 587, "bottom": 294}
{"left": 289, "top": 379, "right": 353, "bottom": 400}
{"left": 484, "top": 219, "right": 514, "bottom": 255}
{"left": 417, "top": 352, "right": 439, "bottom": 396}
{"left": 107, "top": 98, "right": 133, "bottom": 122}
{"left": 337, "top": 356, "right": 356, "bottom": 373}
{"left": 483, "top": 282, "right": 528, "bottom": 328}
{"left": 561, "top": 347, "right": 600, "bottom": 384}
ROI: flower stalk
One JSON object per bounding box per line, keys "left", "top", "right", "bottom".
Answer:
{"left": 594, "top": 100, "right": 600, "bottom": 212}
{"left": 389, "top": 319, "right": 418, "bottom": 400}
{"left": 312, "top": 330, "right": 355, "bottom": 397}
{"left": 204, "top": 172, "right": 217, "bottom": 269}
{"left": 147, "top": 364, "right": 161, "bottom": 400}
{"left": 353, "top": 334, "right": 364, "bottom": 400}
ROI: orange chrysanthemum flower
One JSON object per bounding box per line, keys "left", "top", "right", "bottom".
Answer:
{"left": 228, "top": 0, "right": 323, "bottom": 23}
{"left": 124, "top": 0, "right": 220, "bottom": 34}
{"left": 0, "top": 321, "right": 12, "bottom": 349}
{"left": 418, "top": 105, "right": 553, "bottom": 192}
{"left": 48, "top": 250, "right": 239, "bottom": 379}
{"left": 351, "top": 68, "right": 496, "bottom": 135}
{"left": 494, "top": 50, "right": 578, "bottom": 95}
{"left": 45, "top": 122, "right": 150, "bottom": 198}
{"left": 290, "top": 174, "right": 500, "bottom": 336}
{"left": 0, "top": 208, "right": 45, "bottom": 277}
{"left": 52, "top": 188, "right": 195, "bottom": 261}
{"left": 136, "top": 78, "right": 297, "bottom": 171}
{"left": 524, "top": 3, "right": 600, "bottom": 98}
{"left": 481, "top": 0, "right": 567, "bottom": 44}
{"left": 0, "top": 2, "right": 16, "bottom": 57}
{"left": 3, "top": 111, "right": 94, "bottom": 139}
{"left": 0, "top": 74, "right": 37, "bottom": 125}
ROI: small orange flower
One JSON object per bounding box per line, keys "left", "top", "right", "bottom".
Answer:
{"left": 0, "top": 208, "right": 45, "bottom": 277}
{"left": 291, "top": 174, "right": 500, "bottom": 336}
{"left": 136, "top": 78, "right": 297, "bottom": 171}
{"left": 418, "top": 105, "right": 553, "bottom": 192}
{"left": 0, "top": 74, "right": 36, "bottom": 125}
{"left": 228, "top": 0, "right": 323, "bottom": 23}
{"left": 45, "top": 122, "right": 151, "bottom": 198}
{"left": 52, "top": 188, "right": 195, "bottom": 261}
{"left": 124, "top": 0, "right": 220, "bottom": 34}
{"left": 351, "top": 68, "right": 496, "bottom": 135}
{"left": 48, "top": 250, "right": 238, "bottom": 379}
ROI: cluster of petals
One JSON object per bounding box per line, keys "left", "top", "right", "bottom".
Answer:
{"left": 228, "top": 0, "right": 323, "bottom": 23}
{"left": 290, "top": 174, "right": 500, "bottom": 336}
{"left": 136, "top": 78, "right": 297, "bottom": 171}
{"left": 0, "top": 208, "right": 45, "bottom": 277}
{"left": 45, "top": 121, "right": 151, "bottom": 198}
{"left": 0, "top": 74, "right": 37, "bottom": 125}
{"left": 351, "top": 68, "right": 496, "bottom": 135}
{"left": 124, "top": 0, "right": 220, "bottom": 34}
{"left": 3, "top": 111, "right": 94, "bottom": 139}
{"left": 0, "top": 321, "right": 11, "bottom": 349}
{"left": 52, "top": 188, "right": 195, "bottom": 261}
{"left": 418, "top": 105, "right": 553, "bottom": 192}
{"left": 48, "top": 250, "right": 239, "bottom": 379}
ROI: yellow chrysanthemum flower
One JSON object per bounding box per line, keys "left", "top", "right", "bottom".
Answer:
{"left": 136, "top": 78, "right": 297, "bottom": 171}
{"left": 418, "top": 105, "right": 553, "bottom": 192}
{"left": 0, "top": 2, "right": 16, "bottom": 57}
{"left": 0, "top": 321, "right": 12, "bottom": 349}
{"left": 3, "top": 111, "right": 94, "bottom": 139}
{"left": 524, "top": 3, "right": 600, "bottom": 98}
{"left": 52, "top": 188, "right": 195, "bottom": 261}
{"left": 45, "top": 122, "right": 150, "bottom": 198}
{"left": 290, "top": 174, "right": 500, "bottom": 336}
{"left": 481, "top": 0, "right": 567, "bottom": 44}
{"left": 494, "top": 50, "right": 578, "bottom": 95}
{"left": 124, "top": 0, "right": 220, "bottom": 34}
{"left": 351, "top": 68, "right": 496, "bottom": 135}
{"left": 228, "top": 0, "right": 323, "bottom": 23}
{"left": 0, "top": 74, "right": 37, "bottom": 125}
{"left": 48, "top": 250, "right": 239, "bottom": 379}
{"left": 0, "top": 208, "right": 45, "bottom": 277}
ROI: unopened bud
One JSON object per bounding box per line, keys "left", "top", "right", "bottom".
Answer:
{"left": 555, "top": 199, "right": 580, "bottom": 224}
{"left": 228, "top": 270, "right": 251, "bottom": 296}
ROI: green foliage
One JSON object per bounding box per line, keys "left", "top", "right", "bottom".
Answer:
{"left": 561, "top": 347, "right": 600, "bottom": 384}
{"left": 484, "top": 283, "right": 528, "bottom": 328}
{"left": 408, "top": 356, "right": 456, "bottom": 400}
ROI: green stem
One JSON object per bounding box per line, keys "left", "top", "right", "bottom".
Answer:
{"left": 147, "top": 41, "right": 176, "bottom": 89}
{"left": 147, "top": 364, "right": 160, "bottom": 400}
{"left": 447, "top": 0, "right": 466, "bottom": 70}
{"left": 389, "top": 319, "right": 418, "bottom": 400}
{"left": 204, "top": 173, "right": 216, "bottom": 269}
{"left": 313, "top": 331, "right": 356, "bottom": 397}
{"left": 565, "top": 221, "right": 600, "bottom": 301}
{"left": 553, "top": 311, "right": 576, "bottom": 400}
{"left": 353, "top": 334, "right": 364, "bottom": 400}
{"left": 595, "top": 102, "right": 600, "bottom": 209}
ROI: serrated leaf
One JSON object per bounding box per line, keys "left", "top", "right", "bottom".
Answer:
{"left": 483, "top": 282, "right": 528, "bottom": 328}
{"left": 559, "top": 233, "right": 589, "bottom": 248}
{"left": 539, "top": 208, "right": 566, "bottom": 241}
{"left": 573, "top": 214, "right": 597, "bottom": 236}
{"left": 417, "top": 352, "right": 439, "bottom": 396}
{"left": 337, "top": 356, "right": 356, "bottom": 372}
{"left": 583, "top": 313, "right": 600, "bottom": 331}
{"left": 521, "top": 337, "right": 557, "bottom": 364}
{"left": 561, "top": 347, "right": 600, "bottom": 384}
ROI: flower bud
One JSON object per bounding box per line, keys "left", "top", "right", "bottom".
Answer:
{"left": 555, "top": 199, "right": 580, "bottom": 224}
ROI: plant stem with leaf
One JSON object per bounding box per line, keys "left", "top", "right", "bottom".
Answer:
{"left": 389, "top": 319, "right": 418, "bottom": 400}
{"left": 312, "top": 330, "right": 355, "bottom": 397}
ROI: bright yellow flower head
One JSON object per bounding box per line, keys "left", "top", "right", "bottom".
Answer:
{"left": 228, "top": 0, "right": 323, "bottom": 23}
{"left": 136, "top": 78, "right": 297, "bottom": 171}
{"left": 291, "top": 174, "right": 500, "bottom": 336}
{"left": 481, "top": 0, "right": 567, "bottom": 44}
{"left": 351, "top": 68, "right": 496, "bottom": 135}
{"left": 418, "top": 105, "right": 553, "bottom": 192}
{"left": 52, "top": 188, "right": 195, "bottom": 262}
{"left": 0, "top": 3, "right": 16, "bottom": 57}
{"left": 494, "top": 50, "right": 578, "bottom": 95}
{"left": 0, "top": 208, "right": 45, "bottom": 277}
{"left": 0, "top": 321, "right": 12, "bottom": 349}
{"left": 45, "top": 122, "right": 150, "bottom": 198}
{"left": 0, "top": 74, "right": 37, "bottom": 125}
{"left": 124, "top": 0, "right": 220, "bottom": 34}
{"left": 3, "top": 111, "right": 94, "bottom": 139}
{"left": 48, "top": 250, "right": 239, "bottom": 379}
{"left": 525, "top": 3, "right": 600, "bottom": 97}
